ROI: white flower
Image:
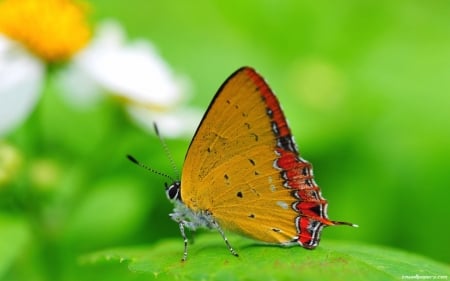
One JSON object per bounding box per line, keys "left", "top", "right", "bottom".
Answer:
{"left": 56, "top": 20, "right": 201, "bottom": 138}
{"left": 0, "top": 35, "right": 44, "bottom": 137}
{"left": 0, "top": 16, "right": 200, "bottom": 138}
{"left": 127, "top": 106, "right": 200, "bottom": 139}
{"left": 0, "top": 0, "right": 91, "bottom": 137}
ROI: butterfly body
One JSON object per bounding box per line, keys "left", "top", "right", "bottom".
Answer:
{"left": 149, "top": 67, "right": 356, "bottom": 261}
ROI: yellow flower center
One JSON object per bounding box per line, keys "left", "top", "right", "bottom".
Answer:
{"left": 0, "top": 0, "right": 91, "bottom": 62}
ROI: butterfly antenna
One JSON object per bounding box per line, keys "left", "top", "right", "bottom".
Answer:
{"left": 153, "top": 122, "right": 180, "bottom": 178}
{"left": 127, "top": 154, "right": 175, "bottom": 182}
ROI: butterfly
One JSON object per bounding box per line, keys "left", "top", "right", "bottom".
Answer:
{"left": 128, "top": 66, "right": 357, "bottom": 261}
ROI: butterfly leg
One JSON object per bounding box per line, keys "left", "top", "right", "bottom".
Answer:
{"left": 211, "top": 219, "right": 239, "bottom": 258}
{"left": 178, "top": 221, "right": 189, "bottom": 262}
{"left": 170, "top": 210, "right": 194, "bottom": 261}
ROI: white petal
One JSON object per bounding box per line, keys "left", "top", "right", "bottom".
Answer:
{"left": 126, "top": 105, "right": 202, "bottom": 139}
{"left": 73, "top": 20, "right": 187, "bottom": 108}
{"left": 54, "top": 62, "right": 104, "bottom": 109}
{"left": 0, "top": 36, "right": 44, "bottom": 137}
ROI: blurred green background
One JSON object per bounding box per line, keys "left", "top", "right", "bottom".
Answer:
{"left": 1, "top": 0, "right": 449, "bottom": 280}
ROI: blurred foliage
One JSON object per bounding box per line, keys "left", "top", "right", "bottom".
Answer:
{"left": 1, "top": 0, "right": 450, "bottom": 280}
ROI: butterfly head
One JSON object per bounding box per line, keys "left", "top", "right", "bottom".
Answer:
{"left": 126, "top": 155, "right": 181, "bottom": 202}
{"left": 165, "top": 181, "right": 182, "bottom": 202}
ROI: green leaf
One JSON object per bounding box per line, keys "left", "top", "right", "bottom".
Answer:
{"left": 0, "top": 215, "right": 30, "bottom": 279}
{"left": 81, "top": 233, "right": 449, "bottom": 281}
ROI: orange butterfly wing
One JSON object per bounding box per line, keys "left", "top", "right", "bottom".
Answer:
{"left": 181, "top": 67, "right": 353, "bottom": 247}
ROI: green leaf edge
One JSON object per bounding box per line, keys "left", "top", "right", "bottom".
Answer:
{"left": 81, "top": 234, "right": 449, "bottom": 281}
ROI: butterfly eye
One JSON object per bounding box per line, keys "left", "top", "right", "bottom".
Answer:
{"left": 166, "top": 181, "right": 181, "bottom": 201}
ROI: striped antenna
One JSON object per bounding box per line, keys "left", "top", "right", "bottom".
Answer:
{"left": 127, "top": 155, "right": 175, "bottom": 182}
{"left": 153, "top": 122, "right": 180, "bottom": 178}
